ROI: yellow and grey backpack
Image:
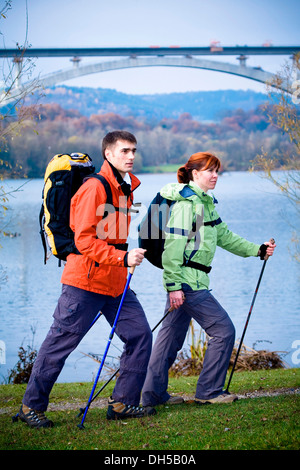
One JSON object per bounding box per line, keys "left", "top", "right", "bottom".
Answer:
{"left": 39, "top": 153, "right": 95, "bottom": 264}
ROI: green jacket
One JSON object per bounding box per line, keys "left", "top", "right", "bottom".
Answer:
{"left": 161, "top": 181, "right": 260, "bottom": 292}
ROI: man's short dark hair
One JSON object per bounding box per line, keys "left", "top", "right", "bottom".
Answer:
{"left": 102, "top": 131, "right": 137, "bottom": 159}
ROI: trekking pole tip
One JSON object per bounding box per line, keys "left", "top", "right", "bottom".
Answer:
{"left": 77, "top": 423, "right": 85, "bottom": 430}
{"left": 12, "top": 413, "right": 19, "bottom": 423}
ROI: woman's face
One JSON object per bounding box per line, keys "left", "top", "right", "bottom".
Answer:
{"left": 192, "top": 166, "right": 219, "bottom": 193}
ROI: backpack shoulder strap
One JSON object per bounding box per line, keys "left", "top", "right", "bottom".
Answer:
{"left": 83, "top": 173, "right": 113, "bottom": 206}
{"left": 39, "top": 203, "right": 48, "bottom": 265}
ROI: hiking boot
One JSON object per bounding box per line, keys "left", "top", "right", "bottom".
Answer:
{"left": 195, "top": 393, "right": 238, "bottom": 405}
{"left": 164, "top": 395, "right": 184, "bottom": 405}
{"left": 107, "top": 397, "right": 156, "bottom": 420}
{"left": 17, "top": 404, "right": 54, "bottom": 428}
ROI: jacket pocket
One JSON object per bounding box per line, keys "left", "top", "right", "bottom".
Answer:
{"left": 87, "top": 260, "right": 96, "bottom": 280}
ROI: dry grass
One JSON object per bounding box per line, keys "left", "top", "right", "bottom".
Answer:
{"left": 169, "top": 322, "right": 287, "bottom": 377}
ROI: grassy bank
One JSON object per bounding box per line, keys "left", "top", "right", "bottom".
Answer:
{"left": 0, "top": 368, "right": 299, "bottom": 451}
{"left": 139, "top": 164, "right": 181, "bottom": 174}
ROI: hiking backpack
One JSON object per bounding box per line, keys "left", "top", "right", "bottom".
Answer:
{"left": 40, "top": 152, "right": 137, "bottom": 265}
{"left": 39, "top": 152, "right": 97, "bottom": 264}
{"left": 138, "top": 192, "right": 176, "bottom": 269}
{"left": 138, "top": 188, "right": 218, "bottom": 273}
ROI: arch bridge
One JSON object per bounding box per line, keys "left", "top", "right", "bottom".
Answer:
{"left": 2, "top": 45, "right": 300, "bottom": 102}
{"left": 36, "top": 56, "right": 279, "bottom": 90}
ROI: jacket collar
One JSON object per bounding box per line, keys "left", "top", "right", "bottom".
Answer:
{"left": 99, "top": 159, "right": 141, "bottom": 194}
{"left": 188, "top": 180, "right": 214, "bottom": 202}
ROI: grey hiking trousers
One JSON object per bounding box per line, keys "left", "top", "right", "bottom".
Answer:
{"left": 142, "top": 288, "right": 235, "bottom": 406}
{"left": 23, "top": 285, "right": 152, "bottom": 411}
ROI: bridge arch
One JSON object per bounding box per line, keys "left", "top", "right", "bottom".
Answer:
{"left": 38, "top": 56, "right": 276, "bottom": 89}
{"left": 2, "top": 55, "right": 290, "bottom": 106}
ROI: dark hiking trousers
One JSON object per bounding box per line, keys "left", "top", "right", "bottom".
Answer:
{"left": 142, "top": 289, "right": 235, "bottom": 406}
{"left": 23, "top": 285, "right": 152, "bottom": 411}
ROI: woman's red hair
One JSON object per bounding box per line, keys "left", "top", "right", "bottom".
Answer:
{"left": 177, "top": 152, "right": 221, "bottom": 184}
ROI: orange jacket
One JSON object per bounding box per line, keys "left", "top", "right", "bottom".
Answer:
{"left": 60, "top": 160, "right": 141, "bottom": 296}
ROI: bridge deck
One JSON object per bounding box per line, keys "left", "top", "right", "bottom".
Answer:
{"left": 1, "top": 46, "right": 300, "bottom": 58}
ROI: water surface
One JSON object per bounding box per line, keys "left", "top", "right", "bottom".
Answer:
{"left": 0, "top": 171, "right": 299, "bottom": 383}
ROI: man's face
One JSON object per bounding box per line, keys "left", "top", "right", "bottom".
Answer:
{"left": 105, "top": 140, "right": 137, "bottom": 177}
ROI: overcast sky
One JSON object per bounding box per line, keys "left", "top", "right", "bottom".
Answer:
{"left": 1, "top": 0, "right": 299, "bottom": 94}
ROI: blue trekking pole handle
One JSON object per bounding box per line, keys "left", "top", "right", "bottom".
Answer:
{"left": 78, "top": 266, "right": 135, "bottom": 429}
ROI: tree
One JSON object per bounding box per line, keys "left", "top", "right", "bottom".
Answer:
{"left": 251, "top": 54, "right": 300, "bottom": 260}
{"left": 0, "top": 1, "right": 41, "bottom": 153}
{"left": 0, "top": 0, "right": 42, "bottom": 212}
{"left": 0, "top": 1, "right": 42, "bottom": 285}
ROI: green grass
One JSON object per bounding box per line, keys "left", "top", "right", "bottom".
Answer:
{"left": 0, "top": 368, "right": 299, "bottom": 451}
{"left": 140, "top": 164, "right": 181, "bottom": 174}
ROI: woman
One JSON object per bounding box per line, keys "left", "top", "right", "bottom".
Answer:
{"left": 142, "top": 152, "right": 276, "bottom": 406}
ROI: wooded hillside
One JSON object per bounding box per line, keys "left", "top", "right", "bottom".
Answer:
{"left": 1, "top": 87, "right": 293, "bottom": 177}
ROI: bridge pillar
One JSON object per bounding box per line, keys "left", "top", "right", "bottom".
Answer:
{"left": 70, "top": 56, "right": 81, "bottom": 68}
{"left": 237, "top": 54, "right": 248, "bottom": 67}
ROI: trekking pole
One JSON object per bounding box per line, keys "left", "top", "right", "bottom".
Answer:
{"left": 77, "top": 266, "right": 135, "bottom": 429}
{"left": 77, "top": 302, "right": 177, "bottom": 419}
{"left": 88, "top": 310, "right": 103, "bottom": 329}
{"left": 225, "top": 238, "right": 275, "bottom": 393}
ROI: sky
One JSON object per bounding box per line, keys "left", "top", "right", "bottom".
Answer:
{"left": 0, "top": 0, "right": 299, "bottom": 95}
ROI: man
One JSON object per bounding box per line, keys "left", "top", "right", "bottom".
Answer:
{"left": 18, "top": 131, "right": 156, "bottom": 428}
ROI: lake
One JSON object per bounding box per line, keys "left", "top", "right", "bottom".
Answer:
{"left": 0, "top": 171, "right": 299, "bottom": 384}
